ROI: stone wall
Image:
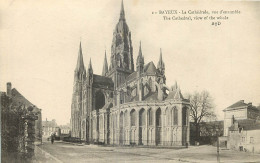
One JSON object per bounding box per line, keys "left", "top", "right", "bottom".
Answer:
{"left": 1, "top": 93, "right": 38, "bottom": 162}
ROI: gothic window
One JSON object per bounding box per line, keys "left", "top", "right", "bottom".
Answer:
{"left": 131, "top": 87, "right": 137, "bottom": 97}
{"left": 130, "top": 109, "right": 136, "bottom": 126}
{"left": 95, "top": 91, "right": 105, "bottom": 110}
{"left": 124, "top": 111, "right": 128, "bottom": 126}
{"left": 148, "top": 78, "right": 152, "bottom": 92}
{"left": 182, "top": 107, "right": 187, "bottom": 126}
{"left": 148, "top": 108, "right": 152, "bottom": 126}
{"left": 156, "top": 108, "right": 162, "bottom": 127}
{"left": 174, "top": 107, "right": 178, "bottom": 125}
{"left": 139, "top": 108, "right": 146, "bottom": 127}
{"left": 120, "top": 90, "right": 124, "bottom": 104}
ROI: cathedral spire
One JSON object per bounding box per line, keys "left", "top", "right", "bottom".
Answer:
{"left": 88, "top": 58, "right": 93, "bottom": 75}
{"left": 157, "top": 48, "right": 165, "bottom": 71}
{"left": 75, "top": 42, "right": 85, "bottom": 72}
{"left": 102, "top": 50, "right": 108, "bottom": 76}
{"left": 137, "top": 41, "right": 144, "bottom": 74}
{"left": 138, "top": 41, "right": 142, "bottom": 57}
{"left": 137, "top": 41, "right": 144, "bottom": 64}
{"left": 120, "top": 0, "right": 125, "bottom": 21}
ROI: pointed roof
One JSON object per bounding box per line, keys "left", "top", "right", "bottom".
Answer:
{"left": 157, "top": 48, "right": 165, "bottom": 70}
{"left": 102, "top": 51, "right": 108, "bottom": 76}
{"left": 144, "top": 61, "right": 158, "bottom": 75}
{"left": 139, "top": 41, "right": 142, "bottom": 56}
{"left": 137, "top": 41, "right": 144, "bottom": 65}
{"left": 171, "top": 81, "right": 178, "bottom": 91}
{"left": 75, "top": 42, "right": 85, "bottom": 72}
{"left": 88, "top": 58, "right": 93, "bottom": 73}
{"left": 228, "top": 100, "right": 247, "bottom": 108}
{"left": 120, "top": 0, "right": 125, "bottom": 21}
{"left": 174, "top": 87, "right": 184, "bottom": 100}
{"left": 11, "top": 88, "right": 40, "bottom": 113}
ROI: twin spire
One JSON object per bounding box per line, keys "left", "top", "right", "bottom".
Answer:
{"left": 75, "top": 41, "right": 92, "bottom": 77}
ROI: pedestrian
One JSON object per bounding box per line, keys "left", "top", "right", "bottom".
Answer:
{"left": 51, "top": 134, "right": 55, "bottom": 144}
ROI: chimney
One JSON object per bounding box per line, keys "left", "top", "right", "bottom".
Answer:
{"left": 6, "top": 82, "right": 12, "bottom": 97}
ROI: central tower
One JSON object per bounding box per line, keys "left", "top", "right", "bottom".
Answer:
{"left": 106, "top": 0, "right": 134, "bottom": 90}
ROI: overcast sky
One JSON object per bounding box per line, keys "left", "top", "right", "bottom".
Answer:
{"left": 1, "top": 0, "right": 259, "bottom": 125}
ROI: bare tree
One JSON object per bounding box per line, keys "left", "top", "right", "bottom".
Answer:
{"left": 187, "top": 91, "right": 216, "bottom": 142}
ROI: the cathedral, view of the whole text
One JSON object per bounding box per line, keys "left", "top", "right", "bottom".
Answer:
{"left": 71, "top": 1, "right": 190, "bottom": 146}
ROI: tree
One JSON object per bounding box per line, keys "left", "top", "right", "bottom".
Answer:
{"left": 187, "top": 91, "right": 216, "bottom": 142}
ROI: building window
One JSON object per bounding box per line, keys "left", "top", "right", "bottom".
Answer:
{"left": 148, "top": 109, "right": 152, "bottom": 126}
{"left": 242, "top": 137, "right": 245, "bottom": 142}
{"left": 250, "top": 137, "right": 254, "bottom": 143}
{"left": 130, "top": 109, "right": 136, "bottom": 126}
{"left": 173, "top": 107, "right": 178, "bottom": 125}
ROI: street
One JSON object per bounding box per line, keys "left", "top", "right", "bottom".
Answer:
{"left": 34, "top": 141, "right": 260, "bottom": 163}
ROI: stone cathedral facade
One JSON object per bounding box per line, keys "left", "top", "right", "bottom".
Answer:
{"left": 71, "top": 1, "right": 190, "bottom": 146}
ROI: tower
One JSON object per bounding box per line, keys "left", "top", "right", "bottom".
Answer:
{"left": 157, "top": 48, "right": 166, "bottom": 83}
{"left": 107, "top": 0, "right": 134, "bottom": 89}
{"left": 136, "top": 41, "right": 144, "bottom": 77}
{"left": 102, "top": 51, "right": 108, "bottom": 76}
{"left": 71, "top": 42, "right": 86, "bottom": 138}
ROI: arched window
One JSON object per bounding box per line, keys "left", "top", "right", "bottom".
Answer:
{"left": 148, "top": 108, "right": 152, "bottom": 126}
{"left": 139, "top": 108, "right": 146, "bottom": 127}
{"left": 95, "top": 91, "right": 105, "bottom": 110}
{"left": 124, "top": 111, "right": 128, "bottom": 126}
{"left": 156, "top": 108, "right": 162, "bottom": 127}
{"left": 130, "top": 109, "right": 136, "bottom": 126}
{"left": 148, "top": 78, "right": 152, "bottom": 92}
{"left": 182, "top": 107, "right": 187, "bottom": 126}
{"left": 120, "top": 90, "right": 124, "bottom": 104}
{"left": 174, "top": 107, "right": 178, "bottom": 125}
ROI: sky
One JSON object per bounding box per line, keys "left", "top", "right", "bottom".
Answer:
{"left": 1, "top": 0, "right": 259, "bottom": 125}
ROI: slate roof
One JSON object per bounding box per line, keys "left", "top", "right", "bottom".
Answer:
{"left": 11, "top": 88, "right": 40, "bottom": 113}
{"left": 227, "top": 100, "right": 248, "bottom": 109}
{"left": 224, "top": 100, "right": 260, "bottom": 111}
{"left": 165, "top": 88, "right": 184, "bottom": 101}
{"left": 125, "top": 61, "right": 158, "bottom": 82}
{"left": 126, "top": 71, "right": 137, "bottom": 81}
{"left": 93, "top": 74, "right": 114, "bottom": 88}
{"left": 143, "top": 62, "right": 158, "bottom": 75}
{"left": 143, "top": 92, "right": 158, "bottom": 102}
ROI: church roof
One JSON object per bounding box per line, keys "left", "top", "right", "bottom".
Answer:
{"left": 126, "top": 71, "right": 137, "bottom": 81}
{"left": 93, "top": 74, "right": 114, "bottom": 89}
{"left": 143, "top": 92, "right": 159, "bottom": 101}
{"left": 126, "top": 61, "right": 158, "bottom": 82}
{"left": 144, "top": 61, "right": 158, "bottom": 75}
{"left": 11, "top": 88, "right": 40, "bottom": 113}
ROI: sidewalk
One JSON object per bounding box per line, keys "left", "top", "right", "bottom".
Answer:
{"left": 33, "top": 145, "right": 62, "bottom": 163}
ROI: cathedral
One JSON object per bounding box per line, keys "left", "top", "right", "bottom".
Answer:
{"left": 71, "top": 1, "right": 190, "bottom": 146}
